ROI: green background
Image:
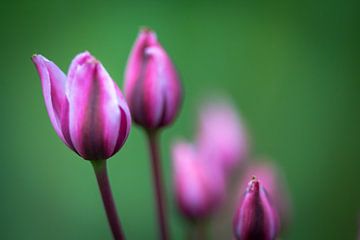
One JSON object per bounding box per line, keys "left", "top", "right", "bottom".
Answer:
{"left": 0, "top": 0, "right": 359, "bottom": 239}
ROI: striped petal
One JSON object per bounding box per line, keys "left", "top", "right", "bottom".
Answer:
{"left": 233, "top": 177, "right": 279, "bottom": 240}
{"left": 124, "top": 28, "right": 182, "bottom": 129}
{"left": 124, "top": 29, "right": 157, "bottom": 101}
{"left": 241, "top": 161, "right": 292, "bottom": 234}
{"left": 112, "top": 85, "right": 131, "bottom": 156}
{"left": 144, "top": 46, "right": 182, "bottom": 127}
{"left": 67, "top": 54, "right": 122, "bottom": 160}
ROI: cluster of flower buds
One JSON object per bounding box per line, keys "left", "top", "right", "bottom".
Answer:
{"left": 172, "top": 99, "right": 248, "bottom": 220}
{"left": 32, "top": 27, "right": 293, "bottom": 240}
{"left": 33, "top": 28, "right": 183, "bottom": 240}
{"left": 32, "top": 52, "right": 131, "bottom": 160}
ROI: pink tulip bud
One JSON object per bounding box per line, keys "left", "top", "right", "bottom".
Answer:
{"left": 172, "top": 141, "right": 225, "bottom": 220}
{"left": 32, "top": 52, "right": 131, "bottom": 160}
{"left": 197, "top": 98, "right": 249, "bottom": 172}
{"left": 240, "top": 161, "right": 292, "bottom": 234}
{"left": 124, "top": 28, "right": 182, "bottom": 129}
{"left": 233, "top": 177, "right": 279, "bottom": 240}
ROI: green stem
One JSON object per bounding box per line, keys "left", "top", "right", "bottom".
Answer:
{"left": 187, "top": 220, "right": 209, "bottom": 240}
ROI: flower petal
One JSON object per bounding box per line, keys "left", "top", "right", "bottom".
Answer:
{"left": 112, "top": 86, "right": 131, "bottom": 156}
{"left": 67, "top": 51, "right": 92, "bottom": 81}
{"left": 67, "top": 56, "right": 121, "bottom": 160}
{"left": 124, "top": 29, "right": 157, "bottom": 108}
{"left": 124, "top": 29, "right": 182, "bottom": 129}
{"left": 197, "top": 99, "right": 248, "bottom": 172}
{"left": 32, "top": 55, "right": 68, "bottom": 145}
{"left": 173, "top": 142, "right": 209, "bottom": 218}
{"left": 233, "top": 178, "right": 279, "bottom": 240}
{"left": 145, "top": 46, "right": 182, "bottom": 127}
{"left": 172, "top": 141, "right": 225, "bottom": 219}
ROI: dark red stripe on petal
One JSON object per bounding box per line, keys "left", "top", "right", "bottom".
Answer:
{"left": 130, "top": 54, "right": 148, "bottom": 126}
{"left": 234, "top": 179, "right": 278, "bottom": 240}
{"left": 80, "top": 65, "right": 108, "bottom": 160}
{"left": 112, "top": 107, "right": 129, "bottom": 156}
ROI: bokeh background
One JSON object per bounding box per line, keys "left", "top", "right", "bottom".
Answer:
{"left": 0, "top": 0, "right": 359, "bottom": 239}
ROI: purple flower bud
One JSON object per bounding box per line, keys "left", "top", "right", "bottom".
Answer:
{"left": 196, "top": 98, "right": 249, "bottom": 172}
{"left": 233, "top": 177, "right": 279, "bottom": 240}
{"left": 172, "top": 141, "right": 225, "bottom": 220}
{"left": 32, "top": 52, "right": 131, "bottom": 160}
{"left": 124, "top": 28, "right": 182, "bottom": 129}
{"left": 240, "top": 161, "right": 292, "bottom": 233}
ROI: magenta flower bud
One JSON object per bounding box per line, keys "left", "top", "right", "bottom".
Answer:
{"left": 172, "top": 141, "right": 225, "bottom": 220}
{"left": 32, "top": 52, "right": 131, "bottom": 160}
{"left": 124, "top": 28, "right": 182, "bottom": 129}
{"left": 197, "top": 98, "right": 249, "bottom": 172}
{"left": 240, "top": 161, "right": 292, "bottom": 233}
{"left": 233, "top": 177, "right": 279, "bottom": 240}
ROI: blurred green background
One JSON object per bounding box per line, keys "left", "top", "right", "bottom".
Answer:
{"left": 0, "top": 0, "right": 359, "bottom": 239}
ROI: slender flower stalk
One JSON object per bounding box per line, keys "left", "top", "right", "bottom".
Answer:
{"left": 92, "top": 160, "right": 125, "bottom": 240}
{"left": 186, "top": 220, "right": 209, "bottom": 240}
{"left": 124, "top": 28, "right": 182, "bottom": 240}
{"left": 146, "top": 130, "right": 170, "bottom": 240}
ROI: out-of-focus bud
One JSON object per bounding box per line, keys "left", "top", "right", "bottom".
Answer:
{"left": 124, "top": 28, "right": 182, "bottom": 130}
{"left": 240, "top": 161, "right": 292, "bottom": 233}
{"left": 196, "top": 98, "right": 248, "bottom": 172}
{"left": 172, "top": 141, "right": 225, "bottom": 220}
{"left": 32, "top": 52, "right": 131, "bottom": 160}
{"left": 233, "top": 177, "right": 279, "bottom": 240}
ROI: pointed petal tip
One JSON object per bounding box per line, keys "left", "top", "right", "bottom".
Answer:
{"left": 75, "top": 51, "right": 93, "bottom": 60}
{"left": 32, "top": 54, "right": 54, "bottom": 67}
{"left": 248, "top": 177, "right": 260, "bottom": 193}
{"left": 31, "top": 54, "right": 39, "bottom": 64}
{"left": 138, "top": 27, "right": 158, "bottom": 43}
{"left": 139, "top": 26, "right": 155, "bottom": 34}
{"left": 31, "top": 54, "right": 45, "bottom": 63}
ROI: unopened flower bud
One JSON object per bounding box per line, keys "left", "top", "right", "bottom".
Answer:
{"left": 197, "top": 98, "right": 248, "bottom": 172}
{"left": 172, "top": 141, "right": 225, "bottom": 220}
{"left": 32, "top": 52, "right": 131, "bottom": 160}
{"left": 124, "top": 28, "right": 182, "bottom": 129}
{"left": 233, "top": 177, "right": 279, "bottom": 240}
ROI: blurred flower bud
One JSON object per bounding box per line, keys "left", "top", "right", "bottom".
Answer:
{"left": 233, "top": 177, "right": 279, "bottom": 240}
{"left": 197, "top": 98, "right": 248, "bottom": 172}
{"left": 172, "top": 141, "right": 225, "bottom": 220}
{"left": 240, "top": 161, "right": 292, "bottom": 233}
{"left": 32, "top": 52, "right": 131, "bottom": 160}
{"left": 124, "top": 28, "right": 182, "bottom": 130}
